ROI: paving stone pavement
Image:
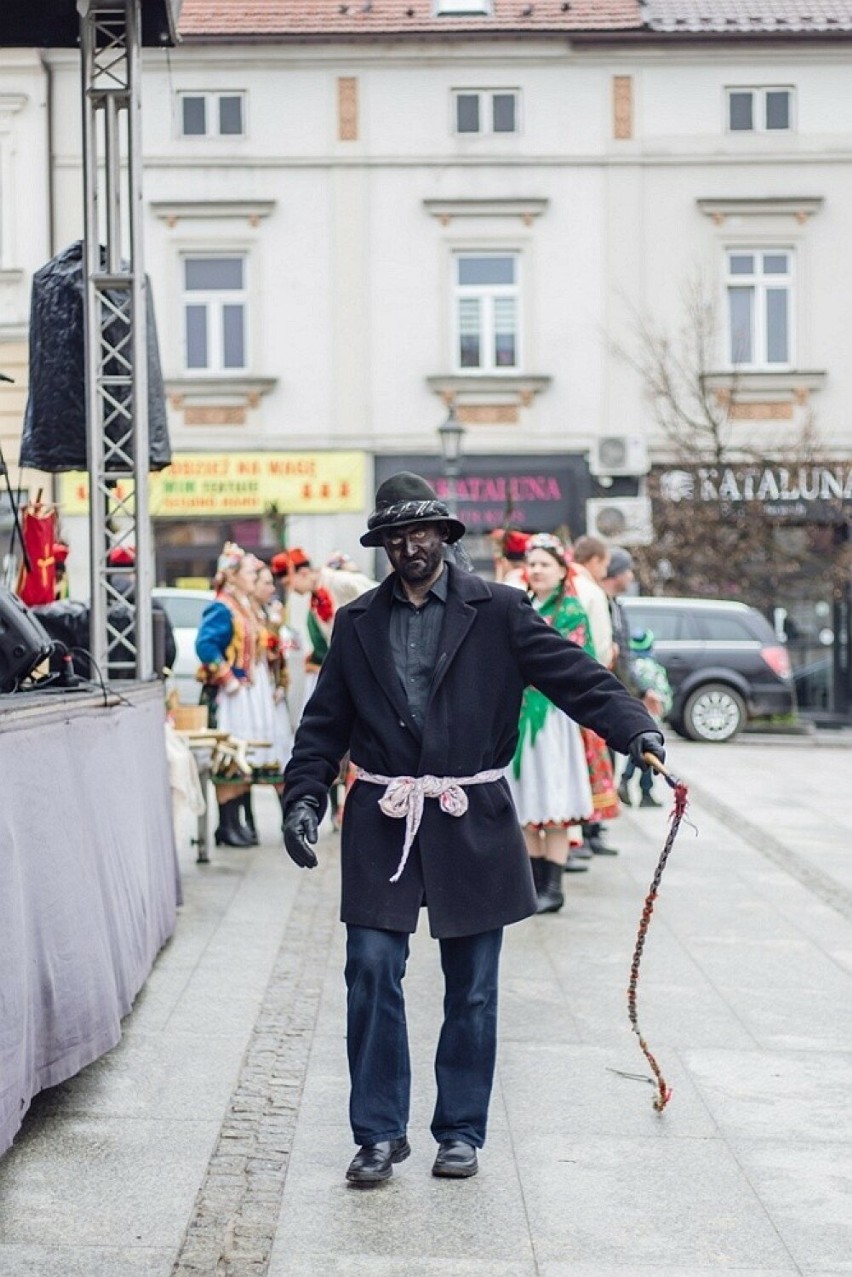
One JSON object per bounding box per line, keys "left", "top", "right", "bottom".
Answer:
{"left": 1, "top": 737, "right": 851, "bottom": 1275}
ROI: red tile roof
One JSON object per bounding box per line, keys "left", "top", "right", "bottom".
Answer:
{"left": 178, "top": 0, "right": 644, "bottom": 39}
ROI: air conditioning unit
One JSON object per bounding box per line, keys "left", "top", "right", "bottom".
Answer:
{"left": 589, "top": 435, "right": 649, "bottom": 477}
{"left": 585, "top": 497, "right": 653, "bottom": 546}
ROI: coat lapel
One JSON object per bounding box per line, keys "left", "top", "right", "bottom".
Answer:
{"left": 352, "top": 577, "right": 420, "bottom": 733}
{"left": 426, "top": 566, "right": 490, "bottom": 706}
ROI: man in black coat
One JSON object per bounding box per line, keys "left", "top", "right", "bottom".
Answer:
{"left": 282, "top": 473, "right": 664, "bottom": 1187}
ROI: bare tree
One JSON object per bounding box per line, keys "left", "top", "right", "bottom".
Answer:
{"left": 613, "top": 275, "right": 847, "bottom": 616}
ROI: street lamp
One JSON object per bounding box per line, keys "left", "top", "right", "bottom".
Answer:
{"left": 438, "top": 404, "right": 466, "bottom": 516}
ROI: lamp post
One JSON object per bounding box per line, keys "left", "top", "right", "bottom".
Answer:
{"left": 438, "top": 404, "right": 465, "bottom": 517}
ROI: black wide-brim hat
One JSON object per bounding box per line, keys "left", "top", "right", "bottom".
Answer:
{"left": 360, "top": 471, "right": 466, "bottom": 548}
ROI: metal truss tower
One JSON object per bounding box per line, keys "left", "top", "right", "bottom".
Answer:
{"left": 81, "top": 0, "right": 152, "bottom": 679}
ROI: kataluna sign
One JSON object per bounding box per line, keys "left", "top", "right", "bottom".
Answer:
{"left": 657, "top": 465, "right": 852, "bottom": 516}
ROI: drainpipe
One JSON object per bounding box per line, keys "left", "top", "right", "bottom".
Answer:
{"left": 37, "top": 49, "right": 57, "bottom": 507}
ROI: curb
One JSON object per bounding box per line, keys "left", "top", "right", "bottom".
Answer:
{"left": 732, "top": 731, "right": 852, "bottom": 749}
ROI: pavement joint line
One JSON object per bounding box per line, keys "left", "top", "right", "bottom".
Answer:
{"left": 682, "top": 775, "right": 852, "bottom": 923}
{"left": 171, "top": 844, "right": 338, "bottom": 1277}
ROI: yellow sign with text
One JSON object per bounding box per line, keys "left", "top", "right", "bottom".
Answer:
{"left": 60, "top": 451, "right": 366, "bottom": 518}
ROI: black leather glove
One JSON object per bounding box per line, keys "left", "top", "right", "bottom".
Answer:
{"left": 283, "top": 799, "right": 319, "bottom": 869}
{"left": 627, "top": 730, "right": 666, "bottom": 772}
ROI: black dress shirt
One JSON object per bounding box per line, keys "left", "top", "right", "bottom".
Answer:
{"left": 388, "top": 567, "right": 448, "bottom": 731}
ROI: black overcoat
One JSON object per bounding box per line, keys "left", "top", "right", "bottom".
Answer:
{"left": 283, "top": 565, "right": 658, "bottom": 939}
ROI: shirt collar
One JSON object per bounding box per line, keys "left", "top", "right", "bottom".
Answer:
{"left": 392, "top": 564, "right": 448, "bottom": 605}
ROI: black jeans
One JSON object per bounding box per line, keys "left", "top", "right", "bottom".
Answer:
{"left": 345, "top": 924, "right": 503, "bottom": 1148}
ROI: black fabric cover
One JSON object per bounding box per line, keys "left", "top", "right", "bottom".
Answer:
{"left": 20, "top": 241, "right": 171, "bottom": 473}
{"left": 29, "top": 597, "right": 176, "bottom": 681}
{"left": 28, "top": 601, "right": 91, "bottom": 677}
{"left": 0, "top": 0, "right": 183, "bottom": 48}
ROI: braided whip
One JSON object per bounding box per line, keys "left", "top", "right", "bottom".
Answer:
{"left": 626, "top": 754, "right": 689, "bottom": 1113}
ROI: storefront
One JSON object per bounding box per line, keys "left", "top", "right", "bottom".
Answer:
{"left": 60, "top": 450, "right": 368, "bottom": 586}
{"left": 651, "top": 462, "right": 852, "bottom": 722}
{"left": 374, "top": 453, "right": 594, "bottom": 575}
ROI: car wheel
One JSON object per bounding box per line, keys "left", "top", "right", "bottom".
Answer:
{"left": 682, "top": 683, "right": 746, "bottom": 743}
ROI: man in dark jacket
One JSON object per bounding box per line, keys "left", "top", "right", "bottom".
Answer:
{"left": 602, "top": 548, "right": 662, "bottom": 718}
{"left": 107, "top": 545, "right": 177, "bottom": 677}
{"left": 282, "top": 473, "right": 664, "bottom": 1187}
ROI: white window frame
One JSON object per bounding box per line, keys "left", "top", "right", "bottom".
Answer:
{"left": 177, "top": 91, "right": 247, "bottom": 139}
{"left": 452, "top": 88, "right": 520, "bottom": 136}
{"left": 452, "top": 251, "right": 521, "bottom": 374}
{"left": 725, "top": 86, "right": 794, "bottom": 134}
{"left": 181, "top": 253, "right": 249, "bottom": 374}
{"left": 436, "top": 0, "right": 492, "bottom": 14}
{"left": 724, "top": 247, "right": 794, "bottom": 371}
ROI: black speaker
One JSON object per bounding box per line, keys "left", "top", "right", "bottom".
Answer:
{"left": 0, "top": 585, "right": 54, "bottom": 692}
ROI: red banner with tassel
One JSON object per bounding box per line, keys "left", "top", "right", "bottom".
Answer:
{"left": 15, "top": 498, "right": 58, "bottom": 606}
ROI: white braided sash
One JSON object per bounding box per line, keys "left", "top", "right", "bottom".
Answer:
{"left": 352, "top": 765, "right": 504, "bottom": 883}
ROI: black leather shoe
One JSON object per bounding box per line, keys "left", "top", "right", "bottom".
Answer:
{"left": 432, "top": 1139, "right": 478, "bottom": 1178}
{"left": 346, "top": 1136, "right": 410, "bottom": 1186}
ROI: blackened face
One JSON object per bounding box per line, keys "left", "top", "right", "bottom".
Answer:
{"left": 382, "top": 521, "right": 448, "bottom": 584}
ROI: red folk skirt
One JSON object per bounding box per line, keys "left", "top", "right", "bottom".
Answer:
{"left": 580, "top": 726, "right": 621, "bottom": 821}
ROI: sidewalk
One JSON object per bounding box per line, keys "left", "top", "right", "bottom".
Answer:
{"left": 1, "top": 738, "right": 851, "bottom": 1275}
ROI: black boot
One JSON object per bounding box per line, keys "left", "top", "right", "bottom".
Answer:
{"left": 530, "top": 856, "right": 546, "bottom": 893}
{"left": 536, "top": 860, "right": 564, "bottom": 914}
{"left": 584, "top": 821, "right": 620, "bottom": 856}
{"left": 239, "top": 790, "right": 260, "bottom": 845}
{"left": 215, "top": 797, "right": 254, "bottom": 847}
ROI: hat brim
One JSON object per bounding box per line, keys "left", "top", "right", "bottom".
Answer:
{"left": 360, "top": 515, "right": 466, "bottom": 548}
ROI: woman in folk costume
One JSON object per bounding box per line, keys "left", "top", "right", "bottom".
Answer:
{"left": 221, "top": 559, "right": 294, "bottom": 847}
{"left": 564, "top": 554, "right": 623, "bottom": 843}
{"left": 286, "top": 547, "right": 337, "bottom": 708}
{"left": 489, "top": 528, "right": 530, "bottom": 589}
{"left": 252, "top": 561, "right": 294, "bottom": 778}
{"left": 505, "top": 533, "right": 595, "bottom": 914}
{"left": 195, "top": 542, "right": 262, "bottom": 847}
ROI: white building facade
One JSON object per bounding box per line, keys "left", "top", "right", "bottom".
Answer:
{"left": 4, "top": 0, "right": 852, "bottom": 586}
{"left": 0, "top": 49, "right": 51, "bottom": 541}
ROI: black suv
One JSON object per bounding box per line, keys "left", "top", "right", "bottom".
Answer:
{"left": 620, "top": 596, "right": 796, "bottom": 743}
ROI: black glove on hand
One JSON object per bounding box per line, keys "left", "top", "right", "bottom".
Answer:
{"left": 283, "top": 800, "right": 319, "bottom": 869}
{"left": 628, "top": 730, "right": 666, "bottom": 772}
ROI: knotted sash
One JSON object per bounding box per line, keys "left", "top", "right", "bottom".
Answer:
{"left": 352, "top": 765, "right": 503, "bottom": 882}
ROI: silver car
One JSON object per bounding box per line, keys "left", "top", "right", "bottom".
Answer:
{"left": 152, "top": 586, "right": 213, "bottom": 704}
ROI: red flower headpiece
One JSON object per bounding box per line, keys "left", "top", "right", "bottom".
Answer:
{"left": 311, "top": 587, "right": 334, "bottom": 623}
{"left": 289, "top": 547, "right": 311, "bottom": 570}
{"left": 503, "top": 530, "right": 530, "bottom": 560}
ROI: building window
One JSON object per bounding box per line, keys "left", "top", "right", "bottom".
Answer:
{"left": 726, "top": 249, "right": 793, "bottom": 368}
{"left": 727, "top": 87, "right": 793, "bottom": 133}
{"left": 182, "top": 256, "right": 247, "bottom": 372}
{"left": 178, "top": 92, "right": 245, "bottom": 137}
{"left": 454, "top": 254, "right": 519, "bottom": 372}
{"left": 436, "top": 0, "right": 491, "bottom": 13}
{"left": 454, "top": 90, "right": 518, "bottom": 135}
